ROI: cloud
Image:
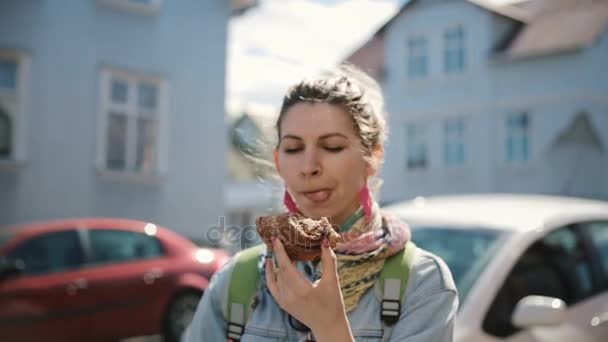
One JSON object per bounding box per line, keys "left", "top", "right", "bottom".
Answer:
{"left": 227, "top": 0, "right": 400, "bottom": 117}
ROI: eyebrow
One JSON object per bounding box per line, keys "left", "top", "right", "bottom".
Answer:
{"left": 281, "top": 133, "right": 349, "bottom": 141}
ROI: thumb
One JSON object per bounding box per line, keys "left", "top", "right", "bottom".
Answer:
{"left": 320, "top": 238, "right": 338, "bottom": 284}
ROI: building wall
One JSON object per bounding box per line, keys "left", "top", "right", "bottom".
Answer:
{"left": 0, "top": 0, "right": 231, "bottom": 238}
{"left": 379, "top": 0, "right": 608, "bottom": 204}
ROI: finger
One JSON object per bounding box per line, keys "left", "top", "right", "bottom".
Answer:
{"left": 265, "top": 259, "right": 280, "bottom": 300}
{"left": 273, "top": 238, "right": 312, "bottom": 287}
{"left": 272, "top": 237, "right": 298, "bottom": 278}
{"left": 320, "top": 238, "right": 338, "bottom": 284}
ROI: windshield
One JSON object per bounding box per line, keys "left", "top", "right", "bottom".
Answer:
{"left": 410, "top": 226, "right": 509, "bottom": 305}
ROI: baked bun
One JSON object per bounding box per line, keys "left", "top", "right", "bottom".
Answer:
{"left": 256, "top": 213, "right": 341, "bottom": 261}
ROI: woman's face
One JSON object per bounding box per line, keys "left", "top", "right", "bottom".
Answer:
{"left": 275, "top": 102, "right": 374, "bottom": 226}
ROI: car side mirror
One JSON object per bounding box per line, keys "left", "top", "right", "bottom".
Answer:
{"left": 0, "top": 258, "right": 25, "bottom": 281}
{"left": 512, "top": 295, "right": 567, "bottom": 328}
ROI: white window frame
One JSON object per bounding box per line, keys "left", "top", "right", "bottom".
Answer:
{"left": 96, "top": 66, "right": 169, "bottom": 183}
{"left": 443, "top": 117, "right": 466, "bottom": 167}
{"left": 504, "top": 111, "right": 531, "bottom": 163}
{"left": 97, "top": 0, "right": 162, "bottom": 16}
{"left": 0, "top": 49, "right": 30, "bottom": 170}
{"left": 406, "top": 122, "right": 428, "bottom": 170}
{"left": 407, "top": 36, "right": 429, "bottom": 79}
{"left": 444, "top": 26, "right": 466, "bottom": 74}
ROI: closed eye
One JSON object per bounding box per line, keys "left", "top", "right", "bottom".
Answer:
{"left": 325, "top": 147, "right": 344, "bottom": 153}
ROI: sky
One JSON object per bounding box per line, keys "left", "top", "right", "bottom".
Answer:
{"left": 226, "top": 0, "right": 521, "bottom": 117}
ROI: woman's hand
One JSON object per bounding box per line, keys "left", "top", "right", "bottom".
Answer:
{"left": 265, "top": 237, "right": 354, "bottom": 341}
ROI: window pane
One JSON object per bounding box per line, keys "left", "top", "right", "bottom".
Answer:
{"left": 586, "top": 222, "right": 608, "bottom": 279}
{"left": 444, "top": 118, "right": 465, "bottom": 166}
{"left": 111, "top": 79, "right": 128, "bottom": 104}
{"left": 106, "top": 113, "right": 127, "bottom": 170}
{"left": 407, "top": 123, "right": 427, "bottom": 169}
{"left": 444, "top": 27, "right": 465, "bottom": 73}
{"left": 8, "top": 231, "right": 84, "bottom": 276}
{"left": 408, "top": 37, "right": 428, "bottom": 78}
{"left": 136, "top": 117, "right": 157, "bottom": 173}
{"left": 0, "top": 59, "right": 17, "bottom": 89}
{"left": 0, "top": 107, "right": 11, "bottom": 158}
{"left": 506, "top": 113, "right": 530, "bottom": 162}
{"left": 138, "top": 83, "right": 158, "bottom": 110}
{"left": 90, "top": 230, "right": 164, "bottom": 265}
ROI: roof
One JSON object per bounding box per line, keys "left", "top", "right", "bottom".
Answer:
{"left": 503, "top": 0, "right": 608, "bottom": 59}
{"left": 347, "top": 0, "right": 608, "bottom": 70}
{"left": 384, "top": 193, "right": 608, "bottom": 231}
{"left": 374, "top": 0, "right": 530, "bottom": 38}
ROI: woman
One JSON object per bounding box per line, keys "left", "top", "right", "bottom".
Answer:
{"left": 184, "top": 65, "right": 458, "bottom": 341}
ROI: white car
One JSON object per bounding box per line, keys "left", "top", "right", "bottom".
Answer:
{"left": 384, "top": 194, "right": 608, "bottom": 342}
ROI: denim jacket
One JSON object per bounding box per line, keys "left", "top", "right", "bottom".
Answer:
{"left": 183, "top": 245, "right": 458, "bottom": 342}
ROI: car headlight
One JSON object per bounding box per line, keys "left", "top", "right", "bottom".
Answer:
{"left": 195, "top": 248, "right": 215, "bottom": 264}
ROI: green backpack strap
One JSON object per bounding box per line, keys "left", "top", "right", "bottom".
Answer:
{"left": 378, "top": 241, "right": 417, "bottom": 326}
{"left": 226, "top": 244, "right": 265, "bottom": 341}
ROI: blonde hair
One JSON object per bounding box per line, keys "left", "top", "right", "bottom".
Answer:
{"left": 276, "top": 64, "right": 389, "bottom": 192}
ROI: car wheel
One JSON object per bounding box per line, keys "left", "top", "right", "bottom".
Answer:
{"left": 163, "top": 290, "right": 202, "bottom": 342}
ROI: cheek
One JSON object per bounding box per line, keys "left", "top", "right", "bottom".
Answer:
{"left": 328, "top": 154, "right": 368, "bottom": 189}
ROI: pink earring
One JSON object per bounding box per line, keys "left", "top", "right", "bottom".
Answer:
{"left": 284, "top": 190, "right": 299, "bottom": 213}
{"left": 358, "top": 185, "right": 373, "bottom": 221}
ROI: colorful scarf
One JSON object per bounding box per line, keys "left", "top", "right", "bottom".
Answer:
{"left": 331, "top": 200, "right": 411, "bottom": 312}
{"left": 260, "top": 200, "right": 411, "bottom": 314}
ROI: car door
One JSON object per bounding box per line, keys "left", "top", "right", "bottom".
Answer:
{"left": 0, "top": 230, "right": 90, "bottom": 342}
{"left": 82, "top": 228, "right": 173, "bottom": 339}
{"left": 480, "top": 224, "right": 604, "bottom": 342}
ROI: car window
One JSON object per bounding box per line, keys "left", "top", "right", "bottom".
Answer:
{"left": 584, "top": 221, "right": 608, "bottom": 281}
{"left": 483, "top": 225, "right": 595, "bottom": 338}
{"left": 89, "top": 229, "right": 164, "bottom": 265}
{"left": 7, "top": 230, "right": 84, "bottom": 276}
{"left": 410, "top": 226, "right": 507, "bottom": 304}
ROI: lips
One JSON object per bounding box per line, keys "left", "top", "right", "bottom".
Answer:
{"left": 301, "top": 189, "right": 332, "bottom": 203}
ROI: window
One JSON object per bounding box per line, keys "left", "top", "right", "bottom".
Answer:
{"left": 97, "top": 0, "right": 162, "bottom": 16}
{"left": 410, "top": 226, "right": 507, "bottom": 304}
{"left": 98, "top": 68, "right": 166, "bottom": 177}
{"left": 8, "top": 231, "right": 84, "bottom": 276}
{"left": 407, "top": 37, "right": 428, "bottom": 78}
{"left": 0, "top": 52, "right": 27, "bottom": 162}
{"left": 406, "top": 123, "right": 427, "bottom": 170}
{"left": 89, "top": 230, "right": 164, "bottom": 265}
{"left": 483, "top": 226, "right": 596, "bottom": 338}
{"left": 506, "top": 112, "right": 530, "bottom": 162}
{"left": 443, "top": 117, "right": 465, "bottom": 166}
{"left": 444, "top": 26, "right": 465, "bottom": 73}
{"left": 583, "top": 222, "right": 608, "bottom": 280}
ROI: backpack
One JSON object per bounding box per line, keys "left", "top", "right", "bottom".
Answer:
{"left": 224, "top": 241, "right": 417, "bottom": 341}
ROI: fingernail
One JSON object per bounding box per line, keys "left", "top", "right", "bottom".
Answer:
{"left": 322, "top": 238, "right": 329, "bottom": 248}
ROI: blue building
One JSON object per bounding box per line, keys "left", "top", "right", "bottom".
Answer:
{"left": 0, "top": 0, "right": 256, "bottom": 238}
{"left": 349, "top": 0, "right": 608, "bottom": 203}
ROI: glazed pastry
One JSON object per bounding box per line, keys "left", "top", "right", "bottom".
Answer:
{"left": 256, "top": 213, "right": 341, "bottom": 261}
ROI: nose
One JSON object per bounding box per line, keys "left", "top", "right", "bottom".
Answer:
{"left": 300, "top": 148, "right": 322, "bottom": 178}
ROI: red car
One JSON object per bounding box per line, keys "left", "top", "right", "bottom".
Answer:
{"left": 0, "top": 218, "right": 230, "bottom": 342}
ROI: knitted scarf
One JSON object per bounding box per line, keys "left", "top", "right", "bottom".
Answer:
{"left": 332, "top": 200, "right": 411, "bottom": 312}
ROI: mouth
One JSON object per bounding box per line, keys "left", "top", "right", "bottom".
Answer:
{"left": 301, "top": 188, "right": 333, "bottom": 204}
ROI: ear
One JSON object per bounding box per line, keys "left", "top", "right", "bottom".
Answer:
{"left": 274, "top": 149, "right": 280, "bottom": 173}
{"left": 366, "top": 145, "right": 384, "bottom": 177}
